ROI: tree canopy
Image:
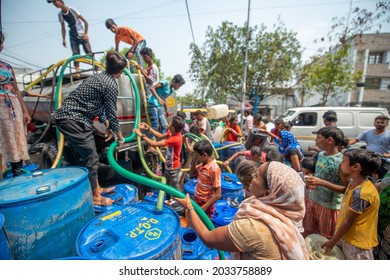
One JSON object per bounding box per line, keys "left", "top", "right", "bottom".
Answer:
{"left": 188, "top": 20, "right": 302, "bottom": 105}
{"left": 298, "top": 1, "right": 389, "bottom": 106}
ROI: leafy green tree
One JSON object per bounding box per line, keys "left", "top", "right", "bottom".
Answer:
{"left": 300, "top": 1, "right": 389, "bottom": 106}
{"left": 188, "top": 20, "right": 302, "bottom": 104}
{"left": 177, "top": 92, "right": 204, "bottom": 108}
{"left": 301, "top": 47, "right": 361, "bottom": 106}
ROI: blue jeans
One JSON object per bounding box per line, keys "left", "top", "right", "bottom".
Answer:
{"left": 148, "top": 104, "right": 168, "bottom": 135}
{"left": 125, "top": 40, "right": 146, "bottom": 66}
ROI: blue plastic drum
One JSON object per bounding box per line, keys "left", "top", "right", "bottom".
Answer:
{"left": 211, "top": 199, "right": 239, "bottom": 228}
{"left": 0, "top": 167, "right": 95, "bottom": 260}
{"left": 198, "top": 250, "right": 230, "bottom": 260}
{"left": 183, "top": 173, "right": 244, "bottom": 203}
{"left": 212, "top": 142, "right": 220, "bottom": 149}
{"left": 183, "top": 178, "right": 197, "bottom": 199}
{"left": 76, "top": 202, "right": 181, "bottom": 260}
{"left": 142, "top": 189, "right": 166, "bottom": 203}
{"left": 219, "top": 142, "right": 246, "bottom": 172}
{"left": 0, "top": 213, "right": 12, "bottom": 260}
{"left": 94, "top": 184, "right": 138, "bottom": 214}
{"left": 22, "top": 163, "right": 39, "bottom": 172}
{"left": 221, "top": 173, "right": 244, "bottom": 203}
{"left": 181, "top": 227, "right": 208, "bottom": 260}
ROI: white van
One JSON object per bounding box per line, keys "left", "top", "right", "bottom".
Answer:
{"left": 280, "top": 107, "right": 390, "bottom": 154}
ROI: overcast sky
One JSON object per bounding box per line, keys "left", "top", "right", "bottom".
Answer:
{"left": 1, "top": 0, "right": 389, "bottom": 95}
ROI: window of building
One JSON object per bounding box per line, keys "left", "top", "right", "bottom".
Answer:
{"left": 365, "top": 78, "right": 381, "bottom": 89}
{"left": 368, "top": 52, "right": 383, "bottom": 64}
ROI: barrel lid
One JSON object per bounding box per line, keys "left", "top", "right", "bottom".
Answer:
{"left": 76, "top": 202, "right": 181, "bottom": 260}
{"left": 221, "top": 173, "right": 242, "bottom": 190}
{"left": 0, "top": 167, "right": 89, "bottom": 206}
{"left": 94, "top": 184, "right": 138, "bottom": 213}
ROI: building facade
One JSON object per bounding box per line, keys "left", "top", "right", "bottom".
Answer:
{"left": 347, "top": 33, "right": 390, "bottom": 110}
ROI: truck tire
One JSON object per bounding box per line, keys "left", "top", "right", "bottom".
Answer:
{"left": 41, "top": 144, "right": 57, "bottom": 169}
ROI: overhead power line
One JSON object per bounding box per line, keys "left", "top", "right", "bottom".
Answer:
{"left": 185, "top": 0, "right": 196, "bottom": 45}
{"left": 1, "top": 50, "right": 44, "bottom": 69}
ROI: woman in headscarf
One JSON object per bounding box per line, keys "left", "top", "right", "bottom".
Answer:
{"left": 176, "top": 161, "right": 309, "bottom": 260}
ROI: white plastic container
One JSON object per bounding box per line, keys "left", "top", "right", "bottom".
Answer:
{"left": 208, "top": 104, "right": 229, "bottom": 120}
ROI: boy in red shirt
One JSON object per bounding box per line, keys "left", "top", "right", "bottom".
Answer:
{"left": 190, "top": 140, "right": 222, "bottom": 218}
{"left": 134, "top": 116, "right": 184, "bottom": 199}
{"left": 105, "top": 18, "right": 146, "bottom": 66}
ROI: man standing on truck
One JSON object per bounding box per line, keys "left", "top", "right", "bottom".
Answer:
{"left": 48, "top": 0, "right": 92, "bottom": 78}
{"left": 52, "top": 51, "right": 126, "bottom": 206}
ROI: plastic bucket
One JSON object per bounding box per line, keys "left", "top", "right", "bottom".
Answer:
{"left": 76, "top": 202, "right": 181, "bottom": 260}
{"left": 0, "top": 167, "right": 95, "bottom": 260}
{"left": 0, "top": 214, "right": 12, "bottom": 260}
{"left": 94, "top": 184, "right": 138, "bottom": 214}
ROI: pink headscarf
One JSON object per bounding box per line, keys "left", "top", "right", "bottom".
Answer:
{"left": 234, "top": 161, "right": 309, "bottom": 260}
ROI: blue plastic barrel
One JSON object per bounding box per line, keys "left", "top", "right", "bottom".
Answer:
{"left": 142, "top": 189, "right": 166, "bottom": 203}
{"left": 219, "top": 142, "right": 246, "bottom": 172}
{"left": 0, "top": 213, "right": 12, "bottom": 260}
{"left": 183, "top": 178, "right": 197, "bottom": 199}
{"left": 181, "top": 227, "right": 208, "bottom": 260}
{"left": 94, "top": 184, "right": 138, "bottom": 214}
{"left": 221, "top": 173, "right": 244, "bottom": 203}
{"left": 76, "top": 202, "right": 182, "bottom": 260}
{"left": 22, "top": 163, "right": 39, "bottom": 172}
{"left": 211, "top": 199, "right": 239, "bottom": 228}
{"left": 0, "top": 167, "right": 95, "bottom": 260}
{"left": 184, "top": 173, "right": 244, "bottom": 203}
{"left": 198, "top": 250, "right": 230, "bottom": 260}
{"left": 57, "top": 257, "right": 89, "bottom": 260}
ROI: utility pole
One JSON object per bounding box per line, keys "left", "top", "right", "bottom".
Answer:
{"left": 240, "top": 0, "right": 251, "bottom": 132}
